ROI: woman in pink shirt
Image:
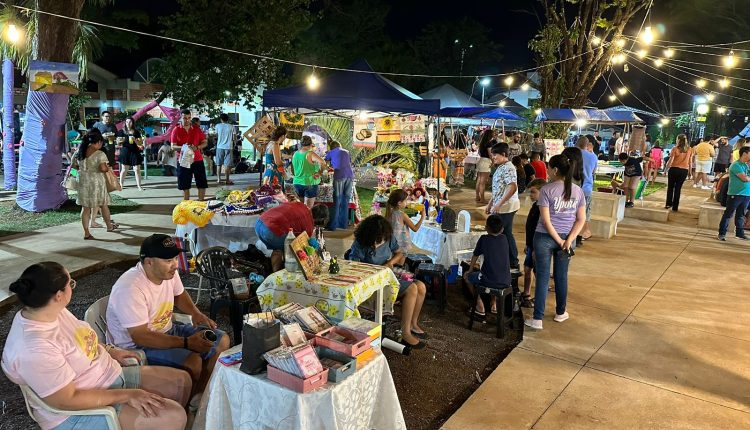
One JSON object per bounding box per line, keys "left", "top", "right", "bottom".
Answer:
{"left": 1, "top": 262, "right": 190, "bottom": 430}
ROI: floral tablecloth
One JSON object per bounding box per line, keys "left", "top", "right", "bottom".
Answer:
{"left": 194, "top": 345, "right": 405, "bottom": 430}
{"left": 256, "top": 261, "right": 400, "bottom": 321}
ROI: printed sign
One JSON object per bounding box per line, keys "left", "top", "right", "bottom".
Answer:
{"left": 29, "top": 61, "right": 79, "bottom": 94}
{"left": 353, "top": 117, "right": 376, "bottom": 149}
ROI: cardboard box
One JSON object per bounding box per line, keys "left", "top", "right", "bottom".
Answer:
{"left": 267, "top": 366, "right": 329, "bottom": 393}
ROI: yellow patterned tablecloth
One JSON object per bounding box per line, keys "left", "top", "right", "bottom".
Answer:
{"left": 256, "top": 261, "right": 400, "bottom": 321}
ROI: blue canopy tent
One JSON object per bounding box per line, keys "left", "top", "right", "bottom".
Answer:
{"left": 729, "top": 122, "right": 750, "bottom": 146}
{"left": 439, "top": 106, "right": 523, "bottom": 121}
{"left": 262, "top": 59, "right": 440, "bottom": 116}
{"left": 535, "top": 108, "right": 643, "bottom": 124}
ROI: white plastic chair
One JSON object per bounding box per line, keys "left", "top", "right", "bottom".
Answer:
{"left": 20, "top": 384, "right": 121, "bottom": 430}
{"left": 84, "top": 296, "right": 146, "bottom": 366}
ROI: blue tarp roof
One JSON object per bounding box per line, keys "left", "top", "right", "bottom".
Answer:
{"left": 262, "top": 59, "right": 440, "bottom": 115}
{"left": 439, "top": 106, "right": 523, "bottom": 121}
{"left": 535, "top": 108, "right": 642, "bottom": 123}
{"left": 729, "top": 122, "right": 750, "bottom": 145}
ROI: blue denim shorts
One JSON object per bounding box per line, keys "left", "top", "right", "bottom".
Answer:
{"left": 141, "top": 322, "right": 225, "bottom": 369}
{"left": 523, "top": 247, "right": 534, "bottom": 269}
{"left": 255, "top": 219, "right": 286, "bottom": 251}
{"left": 52, "top": 367, "right": 141, "bottom": 430}
{"left": 294, "top": 184, "right": 319, "bottom": 199}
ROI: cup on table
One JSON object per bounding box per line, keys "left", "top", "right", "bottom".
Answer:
{"left": 202, "top": 329, "right": 218, "bottom": 342}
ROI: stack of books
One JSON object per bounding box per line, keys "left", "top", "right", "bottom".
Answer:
{"left": 263, "top": 343, "right": 323, "bottom": 379}
{"left": 337, "top": 317, "right": 382, "bottom": 348}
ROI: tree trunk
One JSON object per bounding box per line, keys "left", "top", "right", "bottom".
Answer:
{"left": 3, "top": 59, "right": 15, "bottom": 190}
{"left": 15, "top": 0, "right": 84, "bottom": 210}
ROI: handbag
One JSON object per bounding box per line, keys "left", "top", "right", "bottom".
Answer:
{"left": 105, "top": 170, "right": 121, "bottom": 192}
{"left": 239, "top": 320, "right": 280, "bottom": 375}
{"left": 62, "top": 164, "right": 78, "bottom": 191}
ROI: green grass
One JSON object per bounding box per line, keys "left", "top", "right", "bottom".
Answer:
{"left": 0, "top": 195, "right": 141, "bottom": 237}
{"left": 356, "top": 187, "right": 375, "bottom": 217}
{"left": 594, "top": 176, "right": 666, "bottom": 197}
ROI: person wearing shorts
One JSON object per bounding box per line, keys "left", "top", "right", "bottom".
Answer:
{"left": 612, "top": 152, "right": 648, "bottom": 207}
{"left": 107, "top": 234, "right": 230, "bottom": 399}
{"left": 214, "top": 113, "right": 235, "bottom": 186}
{"left": 171, "top": 109, "right": 208, "bottom": 201}
{"left": 693, "top": 137, "right": 715, "bottom": 189}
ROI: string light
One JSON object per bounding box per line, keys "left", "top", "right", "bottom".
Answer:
{"left": 591, "top": 36, "right": 601, "bottom": 46}
{"left": 307, "top": 68, "right": 320, "bottom": 90}
{"left": 695, "top": 79, "right": 707, "bottom": 88}
{"left": 719, "top": 78, "right": 731, "bottom": 88}
{"left": 575, "top": 118, "right": 588, "bottom": 128}
{"left": 706, "top": 93, "right": 716, "bottom": 101}
{"left": 660, "top": 118, "right": 670, "bottom": 125}
{"left": 534, "top": 108, "right": 542, "bottom": 115}
{"left": 499, "top": 100, "right": 507, "bottom": 107}
{"left": 696, "top": 104, "right": 710, "bottom": 114}
{"left": 618, "top": 86, "right": 628, "bottom": 95}
{"left": 611, "top": 53, "right": 627, "bottom": 64}
{"left": 5, "top": 24, "right": 21, "bottom": 44}
{"left": 615, "top": 39, "right": 626, "bottom": 49}
{"left": 663, "top": 48, "right": 675, "bottom": 58}
{"left": 608, "top": 94, "right": 617, "bottom": 101}
{"left": 503, "top": 76, "right": 514, "bottom": 86}
{"left": 640, "top": 27, "right": 655, "bottom": 45}
{"left": 653, "top": 58, "right": 664, "bottom": 67}
{"left": 637, "top": 49, "right": 648, "bottom": 59}
{"left": 717, "top": 106, "right": 727, "bottom": 114}
{"left": 722, "top": 51, "right": 737, "bottom": 68}
{"left": 520, "top": 82, "right": 530, "bottom": 91}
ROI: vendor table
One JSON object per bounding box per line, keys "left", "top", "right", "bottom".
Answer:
{"left": 256, "top": 261, "right": 399, "bottom": 323}
{"left": 595, "top": 164, "right": 625, "bottom": 175}
{"left": 195, "top": 345, "right": 406, "bottom": 430}
{"left": 175, "top": 213, "right": 260, "bottom": 254}
{"left": 411, "top": 222, "right": 484, "bottom": 267}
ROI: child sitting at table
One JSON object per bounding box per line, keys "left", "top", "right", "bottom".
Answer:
{"left": 463, "top": 214, "right": 511, "bottom": 317}
{"left": 385, "top": 189, "right": 426, "bottom": 264}
{"left": 346, "top": 215, "right": 428, "bottom": 350}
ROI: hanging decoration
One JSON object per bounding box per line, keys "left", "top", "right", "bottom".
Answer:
{"left": 279, "top": 112, "right": 305, "bottom": 140}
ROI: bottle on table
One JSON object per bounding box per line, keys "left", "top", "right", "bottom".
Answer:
{"left": 284, "top": 228, "right": 301, "bottom": 272}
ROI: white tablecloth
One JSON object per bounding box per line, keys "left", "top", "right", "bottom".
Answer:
{"left": 411, "top": 223, "right": 483, "bottom": 267}
{"left": 175, "top": 213, "right": 260, "bottom": 254}
{"left": 194, "top": 345, "right": 406, "bottom": 430}
{"left": 596, "top": 164, "right": 625, "bottom": 175}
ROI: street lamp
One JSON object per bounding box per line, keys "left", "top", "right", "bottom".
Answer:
{"left": 480, "top": 77, "right": 490, "bottom": 105}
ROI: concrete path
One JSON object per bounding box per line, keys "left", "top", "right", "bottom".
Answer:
{"left": 0, "top": 173, "right": 262, "bottom": 306}
{"left": 442, "top": 183, "right": 750, "bottom": 429}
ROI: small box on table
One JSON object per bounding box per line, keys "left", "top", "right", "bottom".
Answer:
{"left": 355, "top": 347, "right": 378, "bottom": 370}
{"left": 315, "top": 347, "right": 357, "bottom": 383}
{"left": 337, "top": 317, "right": 382, "bottom": 343}
{"left": 267, "top": 366, "right": 329, "bottom": 393}
{"left": 315, "top": 326, "right": 371, "bottom": 357}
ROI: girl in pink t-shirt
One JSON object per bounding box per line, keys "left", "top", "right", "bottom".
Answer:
{"left": 1, "top": 262, "right": 189, "bottom": 430}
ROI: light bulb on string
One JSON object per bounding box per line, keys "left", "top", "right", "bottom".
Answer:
{"left": 640, "top": 26, "right": 654, "bottom": 45}
{"left": 637, "top": 49, "right": 648, "bottom": 59}
{"left": 696, "top": 104, "right": 710, "bottom": 115}
{"left": 591, "top": 36, "right": 601, "bottom": 46}
{"left": 608, "top": 94, "right": 617, "bottom": 102}
{"left": 618, "top": 86, "right": 628, "bottom": 96}
{"left": 614, "top": 38, "right": 626, "bottom": 49}
{"left": 719, "top": 78, "right": 730, "bottom": 89}
{"left": 6, "top": 24, "right": 21, "bottom": 44}
{"left": 653, "top": 58, "right": 664, "bottom": 67}
{"left": 706, "top": 93, "right": 715, "bottom": 102}
{"left": 663, "top": 49, "right": 674, "bottom": 58}
{"left": 534, "top": 108, "right": 542, "bottom": 115}
{"left": 503, "top": 76, "right": 514, "bottom": 87}
{"left": 717, "top": 106, "right": 727, "bottom": 114}
{"left": 695, "top": 79, "right": 707, "bottom": 88}
{"left": 521, "top": 82, "right": 530, "bottom": 91}
{"left": 660, "top": 118, "right": 670, "bottom": 125}
{"left": 307, "top": 68, "right": 320, "bottom": 90}
{"left": 499, "top": 100, "right": 507, "bottom": 107}
{"left": 722, "top": 51, "right": 737, "bottom": 69}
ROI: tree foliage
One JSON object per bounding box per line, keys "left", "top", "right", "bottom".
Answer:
{"left": 157, "top": 0, "right": 313, "bottom": 114}
{"left": 529, "top": 0, "right": 650, "bottom": 108}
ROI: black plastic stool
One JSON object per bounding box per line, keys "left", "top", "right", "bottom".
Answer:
{"left": 467, "top": 270, "right": 522, "bottom": 339}
{"left": 405, "top": 253, "right": 432, "bottom": 273}
{"left": 415, "top": 263, "right": 447, "bottom": 312}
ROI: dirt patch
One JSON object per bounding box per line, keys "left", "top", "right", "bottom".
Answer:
{"left": 0, "top": 264, "right": 521, "bottom": 430}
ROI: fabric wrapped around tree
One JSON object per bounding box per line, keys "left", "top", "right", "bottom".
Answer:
{"left": 16, "top": 91, "right": 70, "bottom": 212}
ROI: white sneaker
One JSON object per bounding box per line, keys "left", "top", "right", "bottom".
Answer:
{"left": 524, "top": 318, "right": 543, "bottom": 330}
{"left": 701, "top": 186, "right": 712, "bottom": 190}
{"left": 554, "top": 312, "right": 570, "bottom": 322}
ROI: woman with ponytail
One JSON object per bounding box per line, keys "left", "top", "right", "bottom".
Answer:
{"left": 2, "top": 262, "right": 190, "bottom": 430}
{"left": 525, "top": 154, "right": 586, "bottom": 330}
{"left": 76, "top": 132, "right": 118, "bottom": 240}
{"left": 664, "top": 134, "right": 693, "bottom": 211}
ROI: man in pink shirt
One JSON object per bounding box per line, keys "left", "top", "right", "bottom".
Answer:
{"left": 171, "top": 109, "right": 208, "bottom": 200}
{"left": 107, "top": 234, "right": 229, "bottom": 397}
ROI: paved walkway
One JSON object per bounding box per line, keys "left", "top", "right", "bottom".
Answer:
{"left": 0, "top": 173, "right": 261, "bottom": 306}
{"left": 442, "top": 184, "right": 750, "bottom": 429}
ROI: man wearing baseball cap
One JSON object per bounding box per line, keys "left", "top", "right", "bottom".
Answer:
{"left": 106, "top": 234, "right": 229, "bottom": 399}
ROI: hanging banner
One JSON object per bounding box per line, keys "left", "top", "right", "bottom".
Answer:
{"left": 545, "top": 139, "right": 564, "bottom": 161}
{"left": 28, "top": 61, "right": 80, "bottom": 94}
{"left": 376, "top": 116, "right": 401, "bottom": 143}
{"left": 400, "top": 115, "right": 426, "bottom": 143}
{"left": 279, "top": 112, "right": 305, "bottom": 140}
{"left": 353, "top": 117, "right": 376, "bottom": 149}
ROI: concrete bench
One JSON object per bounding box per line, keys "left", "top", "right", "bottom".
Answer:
{"left": 626, "top": 206, "right": 670, "bottom": 222}
{"left": 590, "top": 191, "right": 626, "bottom": 221}
{"left": 698, "top": 199, "right": 726, "bottom": 229}
{"left": 514, "top": 212, "right": 617, "bottom": 239}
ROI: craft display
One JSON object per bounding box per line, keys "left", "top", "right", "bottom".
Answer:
{"left": 279, "top": 112, "right": 305, "bottom": 140}
{"left": 289, "top": 231, "right": 323, "bottom": 280}
{"left": 242, "top": 114, "right": 276, "bottom": 152}
{"left": 353, "top": 117, "right": 377, "bottom": 149}
{"left": 172, "top": 185, "right": 289, "bottom": 227}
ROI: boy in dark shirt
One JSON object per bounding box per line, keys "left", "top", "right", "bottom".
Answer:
{"left": 611, "top": 152, "right": 651, "bottom": 208}
{"left": 463, "top": 214, "right": 511, "bottom": 316}
{"left": 519, "top": 153, "right": 536, "bottom": 187}
{"left": 522, "top": 179, "right": 546, "bottom": 308}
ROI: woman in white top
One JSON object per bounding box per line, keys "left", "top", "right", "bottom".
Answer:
{"left": 1, "top": 262, "right": 190, "bottom": 430}
{"left": 486, "top": 142, "right": 520, "bottom": 268}
{"left": 475, "top": 129, "right": 494, "bottom": 204}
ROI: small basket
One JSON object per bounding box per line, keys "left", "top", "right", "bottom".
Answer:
{"left": 267, "top": 366, "right": 329, "bottom": 393}
{"left": 315, "top": 327, "right": 371, "bottom": 357}
{"left": 315, "top": 347, "right": 357, "bottom": 383}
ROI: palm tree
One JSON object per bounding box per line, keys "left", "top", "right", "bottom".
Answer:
{"left": 1, "top": 0, "right": 106, "bottom": 210}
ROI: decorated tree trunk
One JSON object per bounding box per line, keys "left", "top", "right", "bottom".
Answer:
{"left": 15, "top": 91, "right": 70, "bottom": 211}
{"left": 2, "top": 58, "right": 15, "bottom": 190}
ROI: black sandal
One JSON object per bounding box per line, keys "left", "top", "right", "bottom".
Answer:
{"left": 520, "top": 294, "right": 534, "bottom": 308}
